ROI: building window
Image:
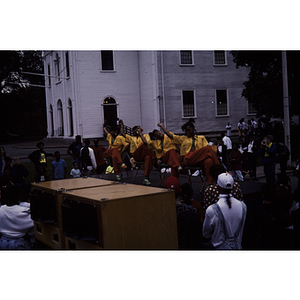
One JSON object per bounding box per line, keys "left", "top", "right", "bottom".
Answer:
{"left": 57, "top": 99, "right": 64, "bottom": 136}
{"left": 216, "top": 90, "right": 228, "bottom": 116}
{"left": 180, "top": 51, "right": 193, "bottom": 65}
{"left": 182, "top": 90, "right": 196, "bottom": 118}
{"left": 49, "top": 104, "right": 54, "bottom": 136}
{"left": 214, "top": 51, "right": 227, "bottom": 65}
{"left": 101, "top": 51, "right": 114, "bottom": 71}
{"left": 68, "top": 99, "right": 74, "bottom": 136}
{"left": 54, "top": 53, "right": 61, "bottom": 82}
{"left": 47, "top": 64, "right": 51, "bottom": 87}
{"left": 248, "top": 101, "right": 257, "bottom": 114}
{"left": 65, "top": 51, "right": 70, "bottom": 78}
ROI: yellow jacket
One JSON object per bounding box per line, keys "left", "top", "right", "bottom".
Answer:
{"left": 148, "top": 134, "right": 177, "bottom": 159}
{"left": 172, "top": 134, "right": 208, "bottom": 156}
{"left": 106, "top": 134, "right": 128, "bottom": 152}
{"left": 125, "top": 134, "right": 150, "bottom": 154}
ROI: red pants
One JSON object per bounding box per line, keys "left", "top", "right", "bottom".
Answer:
{"left": 132, "top": 144, "right": 156, "bottom": 177}
{"left": 105, "top": 148, "right": 122, "bottom": 175}
{"left": 161, "top": 149, "right": 181, "bottom": 177}
{"left": 184, "top": 146, "right": 220, "bottom": 184}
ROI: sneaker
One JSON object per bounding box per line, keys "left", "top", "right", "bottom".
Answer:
{"left": 143, "top": 178, "right": 151, "bottom": 185}
{"left": 178, "top": 165, "right": 183, "bottom": 172}
{"left": 192, "top": 170, "right": 200, "bottom": 177}
{"left": 161, "top": 168, "right": 166, "bottom": 173}
{"left": 116, "top": 175, "right": 121, "bottom": 181}
{"left": 121, "top": 163, "right": 127, "bottom": 169}
{"left": 166, "top": 168, "right": 171, "bottom": 173}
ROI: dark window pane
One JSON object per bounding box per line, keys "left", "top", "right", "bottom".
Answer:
{"left": 101, "top": 51, "right": 114, "bottom": 70}
{"left": 214, "top": 51, "right": 226, "bottom": 64}
{"left": 216, "top": 90, "right": 227, "bottom": 115}
{"left": 66, "top": 51, "right": 70, "bottom": 77}
{"left": 180, "top": 51, "right": 193, "bottom": 64}
{"left": 183, "top": 90, "right": 195, "bottom": 117}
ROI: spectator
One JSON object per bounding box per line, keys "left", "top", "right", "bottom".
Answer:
{"left": 228, "top": 143, "right": 244, "bottom": 181}
{"left": 203, "top": 164, "right": 244, "bottom": 212}
{"left": 67, "top": 135, "right": 82, "bottom": 169}
{"left": 251, "top": 118, "right": 258, "bottom": 136}
{"left": 258, "top": 135, "right": 277, "bottom": 184}
{"left": 51, "top": 151, "right": 67, "bottom": 180}
{"left": 221, "top": 132, "right": 232, "bottom": 164}
{"left": 80, "top": 139, "right": 97, "bottom": 174}
{"left": 28, "top": 141, "right": 53, "bottom": 181}
{"left": 163, "top": 176, "right": 201, "bottom": 249}
{"left": 0, "top": 147, "right": 8, "bottom": 180}
{"left": 276, "top": 142, "right": 290, "bottom": 175}
{"left": 91, "top": 139, "right": 107, "bottom": 175}
{"left": 244, "top": 134, "right": 258, "bottom": 181}
{"left": 81, "top": 163, "right": 93, "bottom": 177}
{"left": 216, "top": 138, "right": 228, "bottom": 169}
{"left": 225, "top": 122, "right": 232, "bottom": 137}
{"left": 180, "top": 182, "right": 204, "bottom": 223}
{"left": 13, "top": 157, "right": 29, "bottom": 186}
{"left": 202, "top": 173, "right": 247, "bottom": 250}
{"left": 70, "top": 161, "right": 81, "bottom": 178}
{"left": 0, "top": 185, "right": 34, "bottom": 249}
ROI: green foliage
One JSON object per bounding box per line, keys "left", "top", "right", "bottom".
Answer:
{"left": 230, "top": 50, "right": 300, "bottom": 118}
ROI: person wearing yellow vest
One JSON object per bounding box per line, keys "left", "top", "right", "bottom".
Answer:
{"left": 119, "top": 119, "right": 156, "bottom": 185}
{"left": 103, "top": 125, "right": 127, "bottom": 181}
{"left": 258, "top": 135, "right": 277, "bottom": 184}
{"left": 148, "top": 128, "right": 182, "bottom": 177}
{"left": 158, "top": 119, "right": 220, "bottom": 185}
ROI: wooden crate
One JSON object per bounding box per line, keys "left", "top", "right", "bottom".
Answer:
{"left": 61, "top": 183, "right": 178, "bottom": 250}
{"left": 31, "top": 178, "right": 115, "bottom": 249}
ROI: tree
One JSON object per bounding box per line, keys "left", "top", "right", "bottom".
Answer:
{"left": 0, "top": 51, "right": 47, "bottom": 140}
{"left": 230, "top": 50, "right": 300, "bottom": 118}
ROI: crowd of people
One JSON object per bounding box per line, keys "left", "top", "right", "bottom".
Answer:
{"left": 0, "top": 117, "right": 298, "bottom": 250}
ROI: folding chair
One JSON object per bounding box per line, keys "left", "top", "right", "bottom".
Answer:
{"left": 185, "top": 165, "right": 207, "bottom": 193}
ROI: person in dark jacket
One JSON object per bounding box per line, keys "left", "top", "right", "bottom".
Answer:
{"left": 276, "top": 142, "right": 290, "bottom": 175}
{"left": 28, "top": 142, "right": 53, "bottom": 181}
{"left": 258, "top": 135, "right": 277, "bottom": 184}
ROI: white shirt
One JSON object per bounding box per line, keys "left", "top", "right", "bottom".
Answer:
{"left": 70, "top": 168, "right": 81, "bottom": 178}
{"left": 222, "top": 136, "right": 232, "bottom": 150}
{"left": 80, "top": 146, "right": 97, "bottom": 169}
{"left": 202, "top": 195, "right": 247, "bottom": 248}
{"left": 247, "top": 140, "right": 254, "bottom": 153}
{"left": 0, "top": 205, "right": 34, "bottom": 238}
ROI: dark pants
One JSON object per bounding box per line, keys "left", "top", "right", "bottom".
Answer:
{"left": 263, "top": 163, "right": 276, "bottom": 184}
{"left": 247, "top": 152, "right": 257, "bottom": 178}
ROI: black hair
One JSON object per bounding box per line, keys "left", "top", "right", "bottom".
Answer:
{"left": 132, "top": 126, "right": 139, "bottom": 132}
{"left": 84, "top": 139, "right": 90, "bottom": 146}
{"left": 261, "top": 183, "right": 276, "bottom": 202}
{"left": 180, "top": 183, "right": 194, "bottom": 205}
{"left": 181, "top": 118, "right": 195, "bottom": 132}
{"left": 209, "top": 164, "right": 226, "bottom": 181}
{"left": 1, "top": 185, "right": 21, "bottom": 206}
{"left": 54, "top": 151, "right": 60, "bottom": 156}
{"left": 36, "top": 141, "right": 44, "bottom": 148}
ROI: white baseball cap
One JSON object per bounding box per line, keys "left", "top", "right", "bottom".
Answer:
{"left": 217, "top": 173, "right": 234, "bottom": 189}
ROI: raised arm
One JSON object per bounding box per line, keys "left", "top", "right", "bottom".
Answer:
{"left": 103, "top": 126, "right": 110, "bottom": 136}
{"left": 157, "top": 123, "right": 174, "bottom": 139}
{"left": 119, "top": 119, "right": 126, "bottom": 138}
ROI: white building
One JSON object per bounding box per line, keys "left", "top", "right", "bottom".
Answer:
{"left": 43, "top": 50, "right": 252, "bottom": 141}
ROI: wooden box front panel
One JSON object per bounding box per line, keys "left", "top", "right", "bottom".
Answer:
{"left": 31, "top": 178, "right": 114, "bottom": 249}
{"left": 62, "top": 184, "right": 178, "bottom": 249}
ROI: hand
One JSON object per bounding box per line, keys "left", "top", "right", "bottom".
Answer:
{"left": 157, "top": 123, "right": 163, "bottom": 128}
{"left": 119, "top": 119, "right": 124, "bottom": 126}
